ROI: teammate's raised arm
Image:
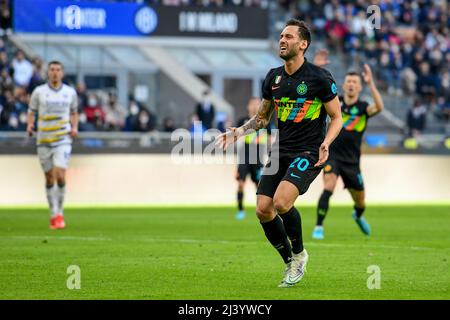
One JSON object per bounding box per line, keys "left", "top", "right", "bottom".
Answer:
{"left": 216, "top": 99, "right": 274, "bottom": 150}
{"left": 363, "top": 64, "right": 384, "bottom": 116}
{"left": 315, "top": 96, "right": 342, "bottom": 167}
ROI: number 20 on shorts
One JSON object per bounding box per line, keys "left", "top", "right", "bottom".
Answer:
{"left": 289, "top": 157, "right": 310, "bottom": 172}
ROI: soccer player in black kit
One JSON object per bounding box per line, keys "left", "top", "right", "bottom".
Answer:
{"left": 312, "top": 64, "right": 384, "bottom": 240}
{"left": 217, "top": 19, "right": 342, "bottom": 287}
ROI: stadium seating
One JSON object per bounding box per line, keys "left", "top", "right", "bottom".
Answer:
{"left": 0, "top": 0, "right": 448, "bottom": 151}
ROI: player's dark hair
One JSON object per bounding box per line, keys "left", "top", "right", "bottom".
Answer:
{"left": 345, "top": 71, "right": 363, "bottom": 83}
{"left": 285, "top": 19, "right": 311, "bottom": 53}
{"left": 48, "top": 60, "right": 64, "bottom": 69}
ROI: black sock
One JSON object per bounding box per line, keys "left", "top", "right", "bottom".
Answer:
{"left": 281, "top": 207, "right": 303, "bottom": 254}
{"left": 261, "top": 216, "right": 292, "bottom": 264}
{"left": 237, "top": 191, "right": 244, "bottom": 211}
{"left": 316, "top": 190, "right": 333, "bottom": 226}
{"left": 354, "top": 206, "right": 365, "bottom": 218}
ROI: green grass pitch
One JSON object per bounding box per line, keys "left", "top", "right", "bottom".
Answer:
{"left": 0, "top": 205, "right": 449, "bottom": 299}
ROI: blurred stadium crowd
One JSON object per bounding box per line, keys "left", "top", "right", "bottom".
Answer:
{"left": 0, "top": 42, "right": 163, "bottom": 133}
{"left": 0, "top": 0, "right": 449, "bottom": 137}
{"left": 48, "top": 0, "right": 269, "bottom": 6}
{"left": 277, "top": 0, "right": 449, "bottom": 136}
{"left": 145, "top": 0, "right": 267, "bottom": 6}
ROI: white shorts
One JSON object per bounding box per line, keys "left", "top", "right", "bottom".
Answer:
{"left": 37, "top": 144, "right": 72, "bottom": 173}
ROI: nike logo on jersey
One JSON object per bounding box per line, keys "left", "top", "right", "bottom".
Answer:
{"left": 271, "top": 86, "right": 280, "bottom": 90}
{"left": 290, "top": 173, "right": 301, "bottom": 179}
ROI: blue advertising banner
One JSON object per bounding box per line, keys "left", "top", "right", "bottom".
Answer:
{"left": 13, "top": 0, "right": 159, "bottom": 35}
{"left": 13, "top": 0, "right": 268, "bottom": 38}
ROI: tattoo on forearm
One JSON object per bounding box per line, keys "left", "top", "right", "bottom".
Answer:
{"left": 241, "top": 100, "right": 274, "bottom": 132}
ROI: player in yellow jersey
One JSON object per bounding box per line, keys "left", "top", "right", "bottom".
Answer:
{"left": 27, "top": 61, "right": 78, "bottom": 229}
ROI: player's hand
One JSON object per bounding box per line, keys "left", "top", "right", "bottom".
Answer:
{"left": 26, "top": 124, "right": 34, "bottom": 137}
{"left": 313, "top": 49, "right": 330, "bottom": 67}
{"left": 362, "top": 64, "right": 373, "bottom": 85}
{"left": 70, "top": 128, "right": 78, "bottom": 138}
{"left": 315, "top": 142, "right": 329, "bottom": 167}
{"left": 216, "top": 127, "right": 243, "bottom": 150}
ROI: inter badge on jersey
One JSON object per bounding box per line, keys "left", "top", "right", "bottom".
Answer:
{"left": 297, "top": 82, "right": 308, "bottom": 95}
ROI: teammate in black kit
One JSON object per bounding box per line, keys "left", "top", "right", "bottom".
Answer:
{"left": 217, "top": 19, "right": 342, "bottom": 287}
{"left": 235, "top": 97, "right": 269, "bottom": 220}
{"left": 312, "top": 64, "right": 384, "bottom": 240}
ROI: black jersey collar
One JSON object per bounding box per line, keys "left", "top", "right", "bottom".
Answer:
{"left": 282, "top": 57, "right": 309, "bottom": 79}
{"left": 341, "top": 95, "right": 360, "bottom": 107}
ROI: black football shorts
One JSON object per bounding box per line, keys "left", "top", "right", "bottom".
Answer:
{"left": 323, "top": 158, "right": 364, "bottom": 191}
{"left": 237, "top": 163, "right": 263, "bottom": 184}
{"left": 256, "top": 153, "right": 322, "bottom": 198}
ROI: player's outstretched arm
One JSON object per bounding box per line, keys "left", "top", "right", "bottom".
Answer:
{"left": 315, "top": 96, "right": 342, "bottom": 167}
{"left": 216, "top": 99, "right": 274, "bottom": 150}
{"left": 363, "top": 64, "right": 385, "bottom": 116}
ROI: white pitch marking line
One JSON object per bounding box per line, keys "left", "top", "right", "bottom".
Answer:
{"left": 3, "top": 235, "right": 112, "bottom": 241}
{"left": 3, "top": 236, "right": 447, "bottom": 252}
{"left": 127, "top": 237, "right": 447, "bottom": 252}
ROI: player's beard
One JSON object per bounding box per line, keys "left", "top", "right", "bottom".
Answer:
{"left": 279, "top": 47, "right": 298, "bottom": 61}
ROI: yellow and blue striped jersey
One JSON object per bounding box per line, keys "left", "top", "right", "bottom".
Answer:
{"left": 29, "top": 83, "right": 78, "bottom": 147}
